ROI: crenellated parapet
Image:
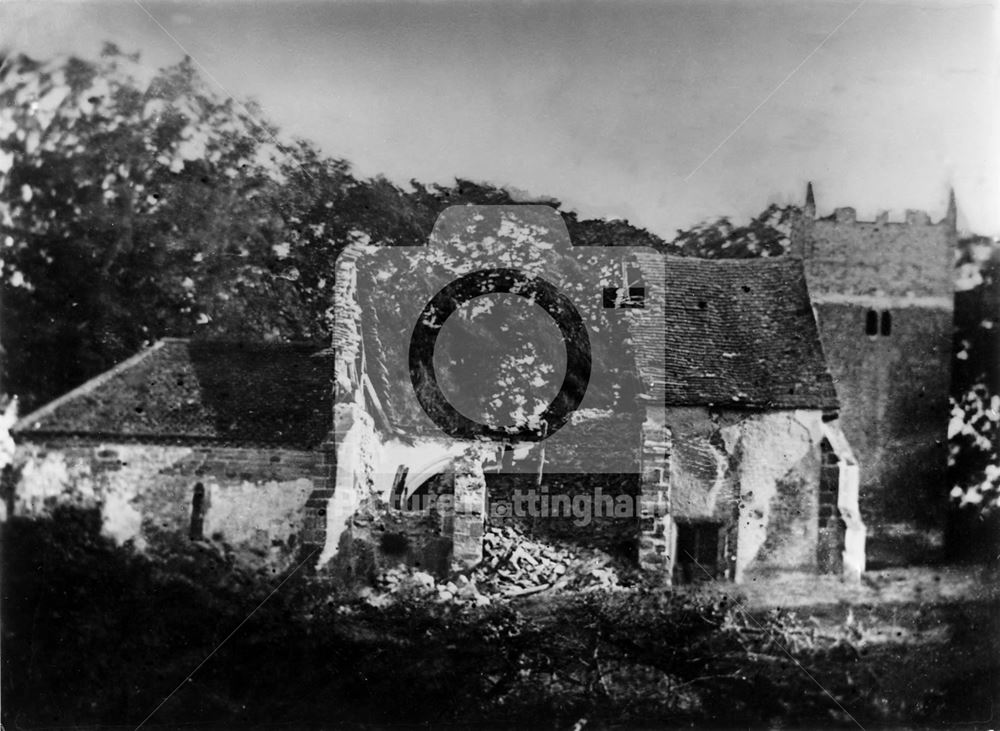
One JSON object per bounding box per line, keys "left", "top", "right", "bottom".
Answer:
{"left": 790, "top": 184, "right": 957, "bottom": 300}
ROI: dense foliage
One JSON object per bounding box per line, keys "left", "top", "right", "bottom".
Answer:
{"left": 4, "top": 508, "right": 997, "bottom": 728}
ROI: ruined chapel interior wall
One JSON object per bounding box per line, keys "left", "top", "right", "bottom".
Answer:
{"left": 14, "top": 440, "right": 327, "bottom": 566}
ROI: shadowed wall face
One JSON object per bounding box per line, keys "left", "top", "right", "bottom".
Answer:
{"left": 812, "top": 302, "right": 952, "bottom": 565}
{"left": 794, "top": 205, "right": 955, "bottom": 567}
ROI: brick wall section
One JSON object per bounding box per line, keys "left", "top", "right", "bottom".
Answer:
{"left": 628, "top": 251, "right": 674, "bottom": 580}
{"left": 333, "top": 243, "right": 365, "bottom": 400}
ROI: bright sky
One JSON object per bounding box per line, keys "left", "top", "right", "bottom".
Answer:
{"left": 2, "top": 0, "right": 997, "bottom": 238}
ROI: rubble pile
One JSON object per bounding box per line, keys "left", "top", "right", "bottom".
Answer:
{"left": 472, "top": 524, "right": 629, "bottom": 595}
{"left": 361, "top": 524, "right": 633, "bottom": 607}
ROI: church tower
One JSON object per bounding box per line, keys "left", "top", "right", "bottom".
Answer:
{"left": 790, "top": 185, "right": 955, "bottom": 567}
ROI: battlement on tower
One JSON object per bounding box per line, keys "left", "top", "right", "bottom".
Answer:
{"left": 823, "top": 207, "right": 939, "bottom": 226}
{"left": 790, "top": 184, "right": 956, "bottom": 300}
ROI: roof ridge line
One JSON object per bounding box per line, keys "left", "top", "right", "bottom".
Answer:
{"left": 13, "top": 339, "right": 170, "bottom": 432}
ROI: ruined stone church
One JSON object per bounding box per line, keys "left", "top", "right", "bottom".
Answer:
{"left": 10, "top": 187, "right": 957, "bottom": 584}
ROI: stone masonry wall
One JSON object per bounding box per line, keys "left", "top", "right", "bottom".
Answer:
{"left": 812, "top": 302, "right": 951, "bottom": 566}
{"left": 638, "top": 404, "right": 672, "bottom": 580}
{"left": 791, "top": 199, "right": 954, "bottom": 567}
{"left": 13, "top": 439, "right": 330, "bottom": 568}
{"left": 791, "top": 208, "right": 954, "bottom": 298}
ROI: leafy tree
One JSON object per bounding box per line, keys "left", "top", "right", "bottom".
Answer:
{"left": 669, "top": 203, "right": 794, "bottom": 258}
{"left": 0, "top": 46, "right": 318, "bottom": 410}
{"left": 949, "top": 236, "right": 1000, "bottom": 522}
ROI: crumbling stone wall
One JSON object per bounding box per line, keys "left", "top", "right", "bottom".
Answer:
{"left": 482, "top": 414, "right": 643, "bottom": 559}
{"left": 316, "top": 241, "right": 385, "bottom": 568}
{"left": 333, "top": 498, "right": 453, "bottom": 581}
{"left": 451, "top": 449, "right": 488, "bottom": 571}
{"left": 316, "top": 402, "right": 380, "bottom": 567}
{"left": 13, "top": 440, "right": 329, "bottom": 568}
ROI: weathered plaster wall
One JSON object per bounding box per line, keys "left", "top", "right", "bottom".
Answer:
{"left": 664, "top": 408, "right": 850, "bottom": 582}
{"left": 723, "top": 410, "right": 825, "bottom": 580}
{"left": 14, "top": 440, "right": 328, "bottom": 566}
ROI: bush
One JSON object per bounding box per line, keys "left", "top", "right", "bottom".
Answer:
{"left": 2, "top": 507, "right": 964, "bottom": 728}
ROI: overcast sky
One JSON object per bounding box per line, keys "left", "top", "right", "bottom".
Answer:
{"left": 3, "top": 0, "right": 997, "bottom": 238}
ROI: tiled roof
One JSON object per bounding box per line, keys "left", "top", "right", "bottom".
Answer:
{"left": 632, "top": 254, "right": 838, "bottom": 409}
{"left": 13, "top": 339, "right": 334, "bottom": 448}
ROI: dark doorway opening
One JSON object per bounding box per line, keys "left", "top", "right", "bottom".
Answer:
{"left": 674, "top": 522, "right": 721, "bottom": 583}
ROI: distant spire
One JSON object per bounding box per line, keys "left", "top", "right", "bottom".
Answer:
{"left": 945, "top": 187, "right": 957, "bottom": 229}
{"left": 804, "top": 181, "right": 816, "bottom": 218}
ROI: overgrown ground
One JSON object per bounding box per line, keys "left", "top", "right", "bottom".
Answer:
{"left": 3, "top": 508, "right": 997, "bottom": 729}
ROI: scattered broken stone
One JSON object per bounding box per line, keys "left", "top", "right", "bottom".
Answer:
{"left": 362, "top": 524, "right": 634, "bottom": 607}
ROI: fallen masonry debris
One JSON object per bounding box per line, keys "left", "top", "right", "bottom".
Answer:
{"left": 362, "top": 524, "right": 638, "bottom": 606}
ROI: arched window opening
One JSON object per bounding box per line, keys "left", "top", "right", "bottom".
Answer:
{"left": 190, "top": 483, "right": 206, "bottom": 540}
{"left": 880, "top": 311, "right": 892, "bottom": 336}
{"left": 865, "top": 310, "right": 878, "bottom": 336}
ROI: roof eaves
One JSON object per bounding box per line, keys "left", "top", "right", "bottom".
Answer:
{"left": 12, "top": 428, "right": 329, "bottom": 450}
